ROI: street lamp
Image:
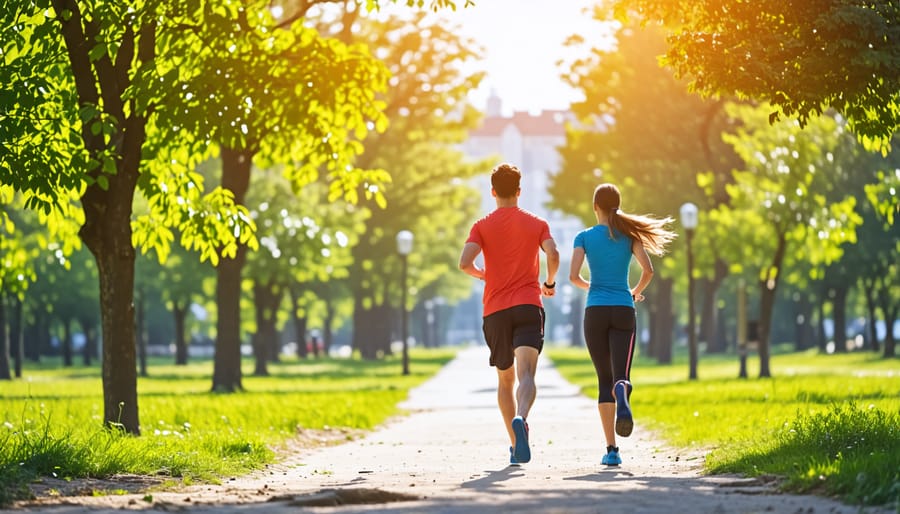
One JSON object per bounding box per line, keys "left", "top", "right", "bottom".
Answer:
{"left": 396, "top": 230, "right": 414, "bottom": 376}
{"left": 680, "top": 202, "right": 699, "bottom": 380}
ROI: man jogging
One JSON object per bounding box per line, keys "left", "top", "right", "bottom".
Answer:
{"left": 458, "top": 163, "right": 560, "bottom": 465}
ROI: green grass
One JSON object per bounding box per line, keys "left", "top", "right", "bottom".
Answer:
{"left": 0, "top": 348, "right": 456, "bottom": 505}
{"left": 546, "top": 345, "right": 900, "bottom": 508}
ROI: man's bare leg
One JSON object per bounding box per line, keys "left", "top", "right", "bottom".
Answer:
{"left": 497, "top": 365, "right": 517, "bottom": 446}
{"left": 514, "top": 346, "right": 539, "bottom": 419}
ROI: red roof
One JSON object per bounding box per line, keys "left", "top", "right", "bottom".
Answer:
{"left": 471, "top": 110, "right": 568, "bottom": 137}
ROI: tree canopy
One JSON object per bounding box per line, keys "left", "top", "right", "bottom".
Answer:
{"left": 0, "top": 0, "right": 474, "bottom": 432}
{"left": 615, "top": 0, "right": 900, "bottom": 151}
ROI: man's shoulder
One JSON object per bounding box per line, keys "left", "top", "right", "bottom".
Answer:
{"left": 515, "top": 208, "right": 550, "bottom": 226}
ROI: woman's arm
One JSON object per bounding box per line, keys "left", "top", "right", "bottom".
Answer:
{"left": 569, "top": 247, "right": 590, "bottom": 291}
{"left": 630, "top": 239, "right": 654, "bottom": 302}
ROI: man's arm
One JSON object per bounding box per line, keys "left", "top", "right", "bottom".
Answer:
{"left": 540, "top": 238, "right": 560, "bottom": 297}
{"left": 458, "top": 242, "right": 485, "bottom": 280}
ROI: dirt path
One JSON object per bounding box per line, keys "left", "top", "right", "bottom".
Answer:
{"left": 7, "top": 346, "right": 892, "bottom": 513}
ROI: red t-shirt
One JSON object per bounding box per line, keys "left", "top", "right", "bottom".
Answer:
{"left": 466, "top": 207, "right": 552, "bottom": 317}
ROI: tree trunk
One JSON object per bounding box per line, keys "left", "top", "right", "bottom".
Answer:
{"left": 793, "top": 293, "right": 814, "bottom": 351}
{"left": 212, "top": 147, "right": 253, "bottom": 392}
{"left": 55, "top": 0, "right": 146, "bottom": 434}
{"left": 12, "top": 296, "right": 23, "bottom": 378}
{"left": 173, "top": 301, "right": 189, "bottom": 365}
{"left": 377, "top": 303, "right": 394, "bottom": 357}
{"left": 267, "top": 287, "right": 283, "bottom": 362}
{"left": 736, "top": 279, "right": 748, "bottom": 378}
{"left": 862, "top": 280, "right": 880, "bottom": 353}
{"left": 700, "top": 259, "right": 728, "bottom": 353}
{"left": 816, "top": 293, "right": 828, "bottom": 352}
{"left": 81, "top": 186, "right": 141, "bottom": 433}
{"left": 354, "top": 301, "right": 392, "bottom": 360}
{"left": 353, "top": 295, "right": 374, "bottom": 359}
{"left": 757, "top": 283, "right": 776, "bottom": 378}
{"left": 251, "top": 331, "right": 267, "bottom": 376}
{"left": 252, "top": 280, "right": 283, "bottom": 376}
{"left": 831, "top": 285, "right": 849, "bottom": 353}
{"left": 80, "top": 316, "right": 96, "bottom": 366}
{"left": 881, "top": 301, "right": 897, "bottom": 359}
{"left": 323, "top": 300, "right": 335, "bottom": 356}
{"left": 135, "top": 293, "right": 147, "bottom": 377}
{"left": 289, "top": 286, "right": 308, "bottom": 359}
{"left": 649, "top": 277, "right": 674, "bottom": 364}
{"left": 757, "top": 232, "right": 788, "bottom": 378}
{"left": 0, "top": 295, "right": 10, "bottom": 380}
{"left": 419, "top": 303, "right": 431, "bottom": 348}
{"left": 25, "top": 310, "right": 42, "bottom": 362}
{"left": 62, "top": 317, "right": 73, "bottom": 367}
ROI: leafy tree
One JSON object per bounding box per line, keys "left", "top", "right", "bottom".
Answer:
{"left": 809, "top": 140, "right": 900, "bottom": 354}
{"left": 191, "top": 0, "right": 468, "bottom": 391}
{"left": 715, "top": 104, "right": 862, "bottom": 376}
{"left": 0, "top": 189, "right": 82, "bottom": 378}
{"left": 243, "top": 173, "right": 366, "bottom": 374}
{"left": 163, "top": 3, "right": 388, "bottom": 391}
{"left": 50, "top": 248, "right": 99, "bottom": 366}
{"left": 0, "top": 196, "right": 34, "bottom": 379}
{"left": 1, "top": 0, "right": 264, "bottom": 433}
{"left": 316, "top": 12, "right": 485, "bottom": 359}
{"left": 134, "top": 241, "right": 213, "bottom": 366}
{"left": 552, "top": 14, "right": 740, "bottom": 363}
{"left": 861, "top": 167, "right": 899, "bottom": 357}
{"left": 1, "top": 0, "right": 465, "bottom": 432}
{"left": 615, "top": 1, "right": 900, "bottom": 150}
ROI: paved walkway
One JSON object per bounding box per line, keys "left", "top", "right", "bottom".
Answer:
{"left": 8, "top": 346, "right": 892, "bottom": 513}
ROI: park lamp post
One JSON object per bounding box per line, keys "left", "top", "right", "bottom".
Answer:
{"left": 680, "top": 202, "right": 699, "bottom": 380}
{"left": 396, "top": 230, "right": 414, "bottom": 376}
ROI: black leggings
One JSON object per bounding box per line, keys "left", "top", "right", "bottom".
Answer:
{"left": 583, "top": 306, "right": 636, "bottom": 403}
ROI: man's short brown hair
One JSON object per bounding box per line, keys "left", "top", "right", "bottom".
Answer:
{"left": 491, "top": 163, "right": 521, "bottom": 198}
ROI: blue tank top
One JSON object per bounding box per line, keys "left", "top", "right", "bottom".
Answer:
{"left": 573, "top": 225, "right": 634, "bottom": 308}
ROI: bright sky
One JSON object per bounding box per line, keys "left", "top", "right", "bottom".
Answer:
{"left": 301, "top": 1, "right": 616, "bottom": 114}
{"left": 383, "top": 0, "right": 615, "bottom": 115}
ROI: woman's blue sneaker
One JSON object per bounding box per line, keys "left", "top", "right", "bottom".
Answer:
{"left": 509, "top": 446, "right": 520, "bottom": 466}
{"left": 614, "top": 380, "right": 633, "bottom": 437}
{"left": 511, "top": 416, "right": 531, "bottom": 463}
{"left": 602, "top": 445, "right": 622, "bottom": 466}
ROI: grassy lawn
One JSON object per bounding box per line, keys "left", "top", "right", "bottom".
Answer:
{"left": 546, "top": 345, "right": 900, "bottom": 508}
{"left": 0, "top": 348, "right": 457, "bottom": 505}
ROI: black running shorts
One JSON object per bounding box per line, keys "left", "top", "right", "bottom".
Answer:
{"left": 482, "top": 304, "right": 545, "bottom": 370}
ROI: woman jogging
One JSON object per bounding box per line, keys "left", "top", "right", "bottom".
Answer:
{"left": 568, "top": 183, "right": 676, "bottom": 466}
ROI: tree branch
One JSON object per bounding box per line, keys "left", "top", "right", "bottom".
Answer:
{"left": 115, "top": 24, "right": 135, "bottom": 89}
{"left": 274, "top": 0, "right": 345, "bottom": 29}
{"left": 81, "top": 10, "right": 125, "bottom": 123}
{"left": 49, "top": 0, "right": 103, "bottom": 156}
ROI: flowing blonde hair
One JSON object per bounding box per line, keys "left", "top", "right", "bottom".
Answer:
{"left": 593, "top": 183, "right": 676, "bottom": 256}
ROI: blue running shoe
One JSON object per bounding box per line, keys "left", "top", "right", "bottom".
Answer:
{"left": 509, "top": 446, "right": 520, "bottom": 466}
{"left": 614, "top": 380, "right": 633, "bottom": 437}
{"left": 511, "top": 416, "right": 531, "bottom": 463}
{"left": 602, "top": 445, "right": 622, "bottom": 466}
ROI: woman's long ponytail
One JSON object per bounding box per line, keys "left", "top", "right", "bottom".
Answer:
{"left": 595, "top": 184, "right": 677, "bottom": 256}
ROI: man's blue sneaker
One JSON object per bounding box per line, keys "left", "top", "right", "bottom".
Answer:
{"left": 602, "top": 445, "right": 622, "bottom": 466}
{"left": 511, "top": 416, "right": 531, "bottom": 463}
{"left": 509, "top": 446, "right": 520, "bottom": 466}
{"left": 614, "top": 380, "right": 633, "bottom": 437}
